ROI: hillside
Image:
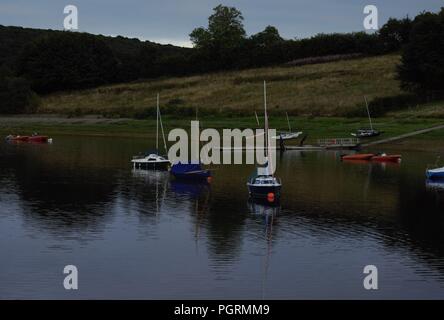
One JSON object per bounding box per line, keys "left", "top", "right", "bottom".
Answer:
{"left": 41, "top": 54, "right": 406, "bottom": 117}
{"left": 0, "top": 25, "right": 187, "bottom": 68}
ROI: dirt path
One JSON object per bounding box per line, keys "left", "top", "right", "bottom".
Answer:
{"left": 362, "top": 124, "right": 444, "bottom": 147}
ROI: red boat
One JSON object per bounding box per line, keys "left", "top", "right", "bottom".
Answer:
{"left": 371, "top": 154, "right": 401, "bottom": 162}
{"left": 5, "top": 134, "right": 50, "bottom": 143}
{"left": 28, "top": 135, "right": 49, "bottom": 143}
{"left": 341, "top": 153, "right": 374, "bottom": 161}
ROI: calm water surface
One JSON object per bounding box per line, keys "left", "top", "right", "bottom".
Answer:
{"left": 1, "top": 135, "right": 444, "bottom": 299}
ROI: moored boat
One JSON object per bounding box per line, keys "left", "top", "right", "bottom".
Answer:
{"left": 170, "top": 162, "right": 212, "bottom": 180}
{"left": 341, "top": 153, "right": 374, "bottom": 161}
{"left": 426, "top": 167, "right": 444, "bottom": 180}
{"left": 247, "top": 167, "right": 282, "bottom": 201}
{"left": 351, "top": 129, "right": 381, "bottom": 138}
{"left": 247, "top": 81, "right": 281, "bottom": 203}
{"left": 131, "top": 93, "right": 170, "bottom": 170}
{"left": 350, "top": 97, "right": 381, "bottom": 138}
{"left": 272, "top": 112, "right": 303, "bottom": 141}
{"left": 131, "top": 152, "right": 170, "bottom": 170}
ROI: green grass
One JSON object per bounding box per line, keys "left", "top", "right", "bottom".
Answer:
{"left": 1, "top": 116, "right": 443, "bottom": 145}
{"left": 40, "top": 54, "right": 407, "bottom": 117}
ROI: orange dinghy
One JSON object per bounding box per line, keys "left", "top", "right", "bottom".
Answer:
{"left": 341, "top": 153, "right": 374, "bottom": 161}
{"left": 371, "top": 154, "right": 401, "bottom": 162}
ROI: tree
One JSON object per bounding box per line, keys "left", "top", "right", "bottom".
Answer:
{"left": 250, "top": 26, "right": 283, "bottom": 47}
{"left": 379, "top": 17, "right": 412, "bottom": 52}
{"left": 0, "top": 71, "right": 39, "bottom": 114}
{"left": 397, "top": 9, "right": 444, "bottom": 96}
{"left": 189, "top": 5, "right": 246, "bottom": 68}
{"left": 17, "top": 32, "right": 119, "bottom": 93}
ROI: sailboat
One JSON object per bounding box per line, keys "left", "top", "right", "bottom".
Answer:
{"left": 131, "top": 94, "right": 171, "bottom": 170}
{"left": 272, "top": 112, "right": 302, "bottom": 140}
{"left": 247, "top": 81, "right": 282, "bottom": 201}
{"left": 351, "top": 96, "right": 381, "bottom": 138}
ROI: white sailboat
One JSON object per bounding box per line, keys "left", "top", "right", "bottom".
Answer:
{"left": 351, "top": 96, "right": 381, "bottom": 138}
{"left": 131, "top": 93, "right": 171, "bottom": 170}
{"left": 272, "top": 112, "right": 302, "bottom": 140}
{"left": 247, "top": 81, "right": 282, "bottom": 201}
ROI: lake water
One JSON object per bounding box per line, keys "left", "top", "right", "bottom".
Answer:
{"left": 1, "top": 135, "right": 444, "bottom": 299}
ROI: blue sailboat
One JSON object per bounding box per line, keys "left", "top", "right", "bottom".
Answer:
{"left": 170, "top": 162, "right": 212, "bottom": 180}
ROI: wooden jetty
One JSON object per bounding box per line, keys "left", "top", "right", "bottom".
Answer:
{"left": 216, "top": 137, "right": 359, "bottom": 151}
{"left": 317, "top": 138, "right": 360, "bottom": 149}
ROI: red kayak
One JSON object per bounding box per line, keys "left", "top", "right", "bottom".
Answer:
{"left": 28, "top": 135, "right": 49, "bottom": 143}
{"left": 341, "top": 153, "right": 374, "bottom": 161}
{"left": 371, "top": 154, "right": 401, "bottom": 162}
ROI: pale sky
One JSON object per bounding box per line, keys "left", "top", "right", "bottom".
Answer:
{"left": 0, "top": 0, "right": 442, "bottom": 47}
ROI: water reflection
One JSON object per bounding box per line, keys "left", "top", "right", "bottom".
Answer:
{"left": 1, "top": 136, "right": 444, "bottom": 298}
{"left": 248, "top": 199, "right": 280, "bottom": 299}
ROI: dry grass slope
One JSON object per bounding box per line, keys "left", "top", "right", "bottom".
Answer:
{"left": 41, "top": 54, "right": 403, "bottom": 116}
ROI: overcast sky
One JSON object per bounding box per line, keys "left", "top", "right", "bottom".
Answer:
{"left": 0, "top": 0, "right": 442, "bottom": 47}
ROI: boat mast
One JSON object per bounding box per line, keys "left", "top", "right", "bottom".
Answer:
{"left": 286, "top": 112, "right": 291, "bottom": 132}
{"left": 263, "top": 80, "right": 274, "bottom": 177}
{"left": 364, "top": 96, "right": 373, "bottom": 130}
{"left": 255, "top": 111, "right": 260, "bottom": 126}
{"left": 158, "top": 99, "right": 168, "bottom": 154}
{"left": 264, "top": 81, "right": 268, "bottom": 158}
{"left": 156, "top": 93, "right": 159, "bottom": 151}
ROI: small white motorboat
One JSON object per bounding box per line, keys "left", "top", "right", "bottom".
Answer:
{"left": 132, "top": 153, "right": 170, "bottom": 170}
{"left": 131, "top": 93, "right": 170, "bottom": 170}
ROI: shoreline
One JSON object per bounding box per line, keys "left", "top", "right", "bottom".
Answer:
{"left": 0, "top": 115, "right": 443, "bottom": 147}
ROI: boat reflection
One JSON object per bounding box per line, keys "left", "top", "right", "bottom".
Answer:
{"left": 170, "top": 180, "right": 211, "bottom": 198}
{"left": 131, "top": 168, "right": 169, "bottom": 183}
{"left": 426, "top": 179, "right": 444, "bottom": 191}
{"left": 247, "top": 198, "right": 281, "bottom": 299}
{"left": 248, "top": 198, "right": 281, "bottom": 217}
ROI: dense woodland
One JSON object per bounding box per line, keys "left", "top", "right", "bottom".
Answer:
{"left": 0, "top": 5, "right": 443, "bottom": 114}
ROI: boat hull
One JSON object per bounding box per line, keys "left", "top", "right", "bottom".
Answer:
{"left": 341, "top": 153, "right": 374, "bottom": 161}
{"left": 28, "top": 135, "right": 49, "bottom": 143}
{"left": 171, "top": 171, "right": 211, "bottom": 181}
{"left": 132, "top": 160, "right": 170, "bottom": 170}
{"left": 247, "top": 184, "right": 281, "bottom": 199}
{"left": 426, "top": 168, "right": 444, "bottom": 180}
{"left": 371, "top": 155, "right": 401, "bottom": 162}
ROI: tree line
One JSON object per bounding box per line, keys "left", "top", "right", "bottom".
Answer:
{"left": 1, "top": 5, "right": 443, "bottom": 114}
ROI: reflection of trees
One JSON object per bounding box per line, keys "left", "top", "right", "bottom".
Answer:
{"left": 1, "top": 144, "right": 118, "bottom": 234}
{"left": 203, "top": 198, "right": 247, "bottom": 264}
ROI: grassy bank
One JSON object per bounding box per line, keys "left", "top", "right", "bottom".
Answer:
{"left": 1, "top": 115, "right": 443, "bottom": 145}
{"left": 40, "top": 54, "right": 408, "bottom": 117}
